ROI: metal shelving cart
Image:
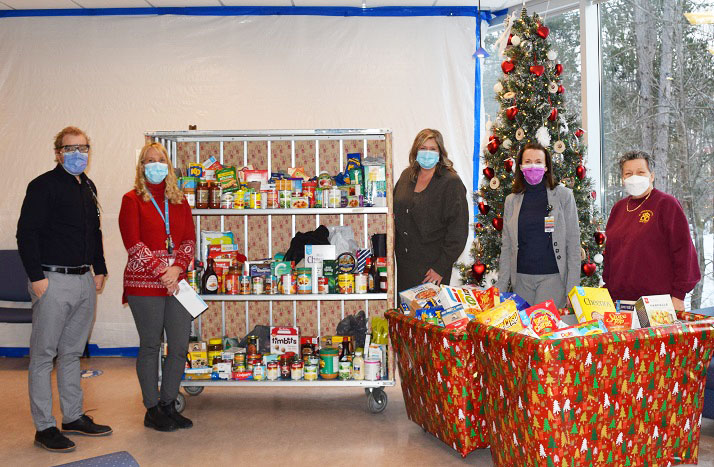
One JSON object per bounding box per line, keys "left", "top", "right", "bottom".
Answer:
{"left": 147, "top": 129, "right": 395, "bottom": 414}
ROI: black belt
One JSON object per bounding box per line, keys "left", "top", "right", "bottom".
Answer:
{"left": 42, "top": 266, "right": 91, "bottom": 275}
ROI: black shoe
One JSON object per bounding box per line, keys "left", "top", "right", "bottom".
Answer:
{"left": 144, "top": 405, "right": 178, "bottom": 432}
{"left": 61, "top": 414, "right": 113, "bottom": 436}
{"left": 35, "top": 427, "right": 76, "bottom": 452}
{"left": 159, "top": 400, "right": 193, "bottom": 429}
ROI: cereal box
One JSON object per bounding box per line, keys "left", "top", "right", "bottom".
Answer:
{"left": 568, "top": 286, "right": 617, "bottom": 323}
{"left": 541, "top": 320, "right": 608, "bottom": 339}
{"left": 399, "top": 283, "right": 441, "bottom": 312}
{"left": 440, "top": 304, "right": 470, "bottom": 330}
{"left": 473, "top": 300, "right": 524, "bottom": 333}
{"left": 439, "top": 286, "right": 483, "bottom": 314}
{"left": 500, "top": 292, "right": 530, "bottom": 311}
{"left": 270, "top": 327, "right": 300, "bottom": 355}
{"left": 635, "top": 295, "right": 678, "bottom": 328}
{"left": 465, "top": 286, "right": 500, "bottom": 311}
{"left": 524, "top": 300, "right": 560, "bottom": 336}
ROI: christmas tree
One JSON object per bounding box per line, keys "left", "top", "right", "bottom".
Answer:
{"left": 460, "top": 9, "right": 603, "bottom": 288}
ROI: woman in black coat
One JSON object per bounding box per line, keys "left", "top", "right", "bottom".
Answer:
{"left": 393, "top": 129, "right": 469, "bottom": 292}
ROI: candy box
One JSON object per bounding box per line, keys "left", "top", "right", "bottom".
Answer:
{"left": 500, "top": 292, "right": 529, "bottom": 311}
{"left": 523, "top": 300, "right": 560, "bottom": 336}
{"left": 541, "top": 319, "right": 608, "bottom": 339}
{"left": 270, "top": 327, "right": 300, "bottom": 355}
{"left": 473, "top": 300, "right": 523, "bottom": 333}
{"left": 635, "top": 294, "right": 678, "bottom": 328}
{"left": 399, "top": 283, "right": 441, "bottom": 312}
{"left": 439, "top": 285, "right": 483, "bottom": 314}
{"left": 568, "top": 286, "right": 617, "bottom": 323}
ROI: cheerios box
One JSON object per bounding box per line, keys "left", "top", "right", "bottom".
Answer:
{"left": 270, "top": 327, "right": 300, "bottom": 355}
{"left": 568, "top": 286, "right": 617, "bottom": 323}
{"left": 635, "top": 295, "right": 677, "bottom": 328}
{"left": 399, "top": 283, "right": 441, "bottom": 313}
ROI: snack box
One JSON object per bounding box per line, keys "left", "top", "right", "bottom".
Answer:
{"left": 188, "top": 341, "right": 207, "bottom": 352}
{"left": 271, "top": 261, "right": 292, "bottom": 277}
{"left": 473, "top": 300, "right": 524, "bottom": 333}
{"left": 399, "top": 283, "right": 441, "bottom": 312}
{"left": 523, "top": 300, "right": 560, "bottom": 336}
{"left": 500, "top": 292, "right": 529, "bottom": 311}
{"left": 300, "top": 336, "right": 319, "bottom": 348}
{"left": 541, "top": 320, "right": 608, "bottom": 340}
{"left": 248, "top": 262, "right": 272, "bottom": 277}
{"left": 188, "top": 351, "right": 207, "bottom": 368}
{"left": 184, "top": 368, "right": 211, "bottom": 380}
{"left": 304, "top": 245, "right": 336, "bottom": 265}
{"left": 201, "top": 156, "right": 222, "bottom": 171}
{"left": 270, "top": 327, "right": 300, "bottom": 355}
{"left": 441, "top": 304, "right": 471, "bottom": 330}
{"left": 439, "top": 285, "right": 483, "bottom": 314}
{"left": 416, "top": 307, "right": 443, "bottom": 326}
{"left": 399, "top": 302, "right": 411, "bottom": 315}
{"left": 635, "top": 295, "right": 678, "bottom": 328}
{"left": 464, "top": 285, "right": 500, "bottom": 311}
{"left": 216, "top": 167, "right": 239, "bottom": 193}
{"left": 568, "top": 286, "right": 617, "bottom": 323}
{"left": 291, "top": 196, "right": 309, "bottom": 209}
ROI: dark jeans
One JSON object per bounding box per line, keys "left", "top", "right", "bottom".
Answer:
{"left": 127, "top": 295, "right": 191, "bottom": 408}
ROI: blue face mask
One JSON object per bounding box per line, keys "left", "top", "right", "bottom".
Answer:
{"left": 416, "top": 150, "right": 440, "bottom": 170}
{"left": 62, "top": 150, "right": 88, "bottom": 176}
{"left": 144, "top": 162, "right": 169, "bottom": 184}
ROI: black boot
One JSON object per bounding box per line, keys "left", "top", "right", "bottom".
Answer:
{"left": 144, "top": 405, "right": 178, "bottom": 432}
{"left": 159, "top": 400, "right": 193, "bottom": 429}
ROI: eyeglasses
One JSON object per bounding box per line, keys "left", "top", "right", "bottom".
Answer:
{"left": 58, "top": 145, "right": 90, "bottom": 153}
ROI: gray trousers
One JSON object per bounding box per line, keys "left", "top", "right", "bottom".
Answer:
{"left": 127, "top": 295, "right": 191, "bottom": 409}
{"left": 28, "top": 271, "right": 96, "bottom": 431}
{"left": 515, "top": 272, "right": 567, "bottom": 309}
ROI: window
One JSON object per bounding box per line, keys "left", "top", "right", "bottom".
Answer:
{"left": 600, "top": 0, "right": 714, "bottom": 308}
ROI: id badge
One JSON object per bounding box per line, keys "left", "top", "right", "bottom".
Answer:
{"left": 544, "top": 216, "right": 555, "bottom": 233}
{"left": 166, "top": 235, "right": 174, "bottom": 255}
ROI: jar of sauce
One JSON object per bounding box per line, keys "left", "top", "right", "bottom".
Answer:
{"left": 208, "top": 181, "right": 221, "bottom": 209}
{"left": 196, "top": 180, "right": 209, "bottom": 209}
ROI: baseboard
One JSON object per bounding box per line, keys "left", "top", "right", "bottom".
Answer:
{"left": 0, "top": 345, "right": 139, "bottom": 358}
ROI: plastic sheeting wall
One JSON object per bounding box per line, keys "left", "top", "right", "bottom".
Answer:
{"left": 0, "top": 14, "right": 476, "bottom": 348}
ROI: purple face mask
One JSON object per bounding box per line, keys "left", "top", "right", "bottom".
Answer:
{"left": 521, "top": 164, "right": 546, "bottom": 185}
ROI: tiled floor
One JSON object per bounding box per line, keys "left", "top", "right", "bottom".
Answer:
{"left": 0, "top": 357, "right": 712, "bottom": 466}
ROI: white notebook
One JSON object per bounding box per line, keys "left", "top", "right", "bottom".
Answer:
{"left": 173, "top": 279, "right": 208, "bottom": 318}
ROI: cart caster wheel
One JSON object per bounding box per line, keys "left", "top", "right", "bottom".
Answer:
{"left": 365, "top": 388, "right": 372, "bottom": 396}
{"left": 367, "top": 388, "right": 388, "bottom": 414}
{"left": 184, "top": 385, "right": 204, "bottom": 396}
{"left": 174, "top": 393, "right": 186, "bottom": 414}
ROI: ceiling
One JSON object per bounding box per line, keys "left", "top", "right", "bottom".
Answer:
{"left": 0, "top": 0, "right": 523, "bottom": 12}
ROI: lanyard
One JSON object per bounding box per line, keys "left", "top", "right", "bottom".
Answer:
{"left": 148, "top": 193, "right": 173, "bottom": 253}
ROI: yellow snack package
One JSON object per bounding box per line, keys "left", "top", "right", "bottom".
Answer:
{"left": 473, "top": 299, "right": 524, "bottom": 333}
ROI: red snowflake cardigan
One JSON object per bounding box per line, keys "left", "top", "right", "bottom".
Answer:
{"left": 118, "top": 181, "right": 195, "bottom": 303}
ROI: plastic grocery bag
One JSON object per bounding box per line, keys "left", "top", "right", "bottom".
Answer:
{"left": 327, "top": 225, "right": 359, "bottom": 256}
{"left": 336, "top": 310, "right": 368, "bottom": 350}
{"left": 371, "top": 316, "right": 389, "bottom": 345}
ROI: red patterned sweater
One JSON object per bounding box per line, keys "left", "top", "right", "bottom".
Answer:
{"left": 118, "top": 181, "right": 195, "bottom": 303}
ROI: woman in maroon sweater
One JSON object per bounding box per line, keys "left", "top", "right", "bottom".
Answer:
{"left": 602, "top": 151, "right": 700, "bottom": 311}
{"left": 119, "top": 142, "right": 195, "bottom": 432}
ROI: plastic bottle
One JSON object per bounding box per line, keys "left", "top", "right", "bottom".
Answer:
{"left": 352, "top": 350, "right": 364, "bottom": 380}
{"left": 202, "top": 258, "right": 219, "bottom": 294}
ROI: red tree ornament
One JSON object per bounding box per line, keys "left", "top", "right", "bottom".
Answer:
{"left": 581, "top": 261, "right": 596, "bottom": 276}
{"left": 529, "top": 65, "right": 545, "bottom": 76}
{"left": 501, "top": 60, "right": 515, "bottom": 74}
{"left": 506, "top": 106, "right": 519, "bottom": 120}
{"left": 548, "top": 108, "right": 558, "bottom": 121}
{"left": 487, "top": 140, "right": 500, "bottom": 154}
{"left": 594, "top": 231, "right": 606, "bottom": 245}
{"left": 591, "top": 190, "right": 597, "bottom": 200}
{"left": 557, "top": 85, "right": 565, "bottom": 94}
{"left": 536, "top": 25, "right": 550, "bottom": 39}
{"left": 504, "top": 158, "right": 514, "bottom": 172}
{"left": 476, "top": 222, "right": 484, "bottom": 230}
{"left": 492, "top": 217, "right": 504, "bottom": 231}
{"left": 576, "top": 164, "right": 586, "bottom": 180}
{"left": 575, "top": 128, "right": 584, "bottom": 138}
{"left": 555, "top": 63, "right": 563, "bottom": 76}
{"left": 482, "top": 167, "right": 495, "bottom": 180}
{"left": 478, "top": 201, "right": 490, "bottom": 215}
{"left": 507, "top": 34, "right": 513, "bottom": 46}
{"left": 471, "top": 262, "right": 486, "bottom": 281}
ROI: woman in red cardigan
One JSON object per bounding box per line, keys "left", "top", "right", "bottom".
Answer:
{"left": 119, "top": 142, "right": 195, "bottom": 432}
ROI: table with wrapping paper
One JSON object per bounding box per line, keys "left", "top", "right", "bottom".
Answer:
{"left": 467, "top": 318, "right": 714, "bottom": 467}
{"left": 386, "top": 310, "right": 489, "bottom": 457}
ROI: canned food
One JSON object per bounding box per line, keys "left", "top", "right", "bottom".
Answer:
{"left": 279, "top": 190, "right": 292, "bottom": 208}
{"left": 308, "top": 355, "right": 319, "bottom": 367}
{"left": 187, "top": 270, "right": 199, "bottom": 293}
{"left": 234, "top": 190, "right": 245, "bottom": 209}
{"left": 260, "top": 190, "right": 269, "bottom": 209}
{"left": 355, "top": 273, "right": 368, "bottom": 294}
{"left": 267, "top": 189, "right": 278, "bottom": 209}
{"left": 291, "top": 361, "right": 304, "bottom": 380}
{"left": 249, "top": 191, "right": 261, "bottom": 209}
{"left": 338, "top": 360, "right": 352, "bottom": 380}
{"left": 264, "top": 276, "right": 274, "bottom": 295}
{"left": 252, "top": 275, "right": 264, "bottom": 295}
{"left": 234, "top": 353, "right": 246, "bottom": 366}
{"left": 239, "top": 275, "right": 251, "bottom": 295}
{"left": 337, "top": 273, "right": 355, "bottom": 294}
{"left": 282, "top": 274, "right": 296, "bottom": 295}
{"left": 220, "top": 192, "right": 234, "bottom": 209}
{"left": 296, "top": 268, "right": 312, "bottom": 295}
{"left": 317, "top": 277, "right": 329, "bottom": 294}
{"left": 318, "top": 171, "right": 332, "bottom": 188}
{"left": 266, "top": 361, "right": 279, "bottom": 381}
{"left": 304, "top": 364, "right": 318, "bottom": 381}
{"left": 328, "top": 188, "right": 342, "bottom": 208}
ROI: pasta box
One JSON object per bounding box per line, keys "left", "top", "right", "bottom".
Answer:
{"left": 270, "top": 327, "right": 300, "bottom": 355}
{"left": 635, "top": 295, "right": 678, "bottom": 328}
{"left": 399, "top": 283, "right": 441, "bottom": 312}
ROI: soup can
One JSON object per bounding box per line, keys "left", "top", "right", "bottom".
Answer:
{"left": 220, "top": 192, "right": 234, "bottom": 209}
{"left": 304, "top": 364, "right": 318, "bottom": 381}
{"left": 239, "top": 275, "right": 251, "bottom": 295}
{"left": 279, "top": 190, "right": 292, "bottom": 208}
{"left": 317, "top": 277, "right": 329, "bottom": 294}
{"left": 296, "top": 268, "right": 312, "bottom": 295}
{"left": 249, "top": 191, "right": 261, "bottom": 209}
{"left": 266, "top": 361, "right": 279, "bottom": 381}
{"left": 233, "top": 190, "right": 245, "bottom": 209}
{"left": 338, "top": 360, "right": 352, "bottom": 380}
{"left": 328, "top": 188, "right": 342, "bottom": 208}
{"left": 355, "top": 273, "right": 368, "bottom": 294}
{"left": 337, "top": 274, "right": 355, "bottom": 294}
{"left": 253, "top": 364, "right": 266, "bottom": 381}
{"left": 267, "top": 189, "right": 278, "bottom": 209}
{"left": 264, "top": 276, "right": 274, "bottom": 295}
{"left": 251, "top": 276, "right": 264, "bottom": 295}
{"left": 291, "top": 361, "right": 304, "bottom": 380}
{"left": 282, "top": 274, "right": 295, "bottom": 295}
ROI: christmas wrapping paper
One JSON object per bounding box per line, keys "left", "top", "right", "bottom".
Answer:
{"left": 467, "top": 318, "right": 714, "bottom": 467}
{"left": 386, "top": 310, "right": 489, "bottom": 457}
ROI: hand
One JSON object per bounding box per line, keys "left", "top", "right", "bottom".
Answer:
{"left": 93, "top": 274, "right": 105, "bottom": 291}
{"left": 672, "top": 297, "right": 685, "bottom": 312}
{"left": 160, "top": 265, "right": 182, "bottom": 290}
{"left": 166, "top": 282, "right": 179, "bottom": 295}
{"left": 422, "top": 268, "right": 443, "bottom": 286}
{"left": 32, "top": 278, "right": 49, "bottom": 298}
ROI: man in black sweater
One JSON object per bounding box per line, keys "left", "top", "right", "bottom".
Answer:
{"left": 16, "top": 126, "right": 112, "bottom": 453}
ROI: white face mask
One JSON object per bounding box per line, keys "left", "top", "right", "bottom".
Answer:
{"left": 623, "top": 175, "right": 650, "bottom": 197}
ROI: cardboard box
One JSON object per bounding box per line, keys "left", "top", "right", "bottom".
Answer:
{"left": 248, "top": 262, "right": 272, "bottom": 277}
{"left": 188, "top": 341, "right": 207, "bottom": 352}
{"left": 635, "top": 294, "right": 678, "bottom": 328}
{"left": 305, "top": 245, "right": 336, "bottom": 292}
{"left": 399, "top": 283, "right": 441, "bottom": 312}
{"left": 439, "top": 286, "right": 483, "bottom": 315}
{"left": 474, "top": 300, "right": 524, "bottom": 333}
{"left": 568, "top": 286, "right": 617, "bottom": 323}
{"left": 541, "top": 319, "right": 608, "bottom": 339}
{"left": 523, "top": 300, "right": 560, "bottom": 336}
{"left": 270, "top": 327, "right": 300, "bottom": 355}
{"left": 271, "top": 261, "right": 292, "bottom": 277}
{"left": 188, "top": 351, "right": 207, "bottom": 368}
{"left": 441, "top": 304, "right": 470, "bottom": 330}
